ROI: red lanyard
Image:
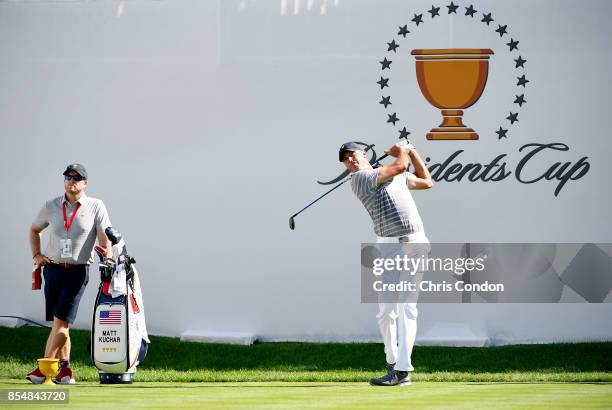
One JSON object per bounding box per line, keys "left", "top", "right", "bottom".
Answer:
{"left": 62, "top": 202, "right": 81, "bottom": 232}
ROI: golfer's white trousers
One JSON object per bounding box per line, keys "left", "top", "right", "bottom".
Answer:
{"left": 376, "top": 233, "right": 429, "bottom": 372}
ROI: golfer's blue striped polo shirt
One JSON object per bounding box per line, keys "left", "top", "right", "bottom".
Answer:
{"left": 351, "top": 169, "right": 425, "bottom": 238}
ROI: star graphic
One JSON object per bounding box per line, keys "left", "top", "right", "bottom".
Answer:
{"left": 514, "top": 94, "right": 527, "bottom": 107}
{"left": 412, "top": 13, "right": 424, "bottom": 26}
{"left": 398, "top": 25, "right": 410, "bottom": 38}
{"left": 465, "top": 5, "right": 477, "bottom": 17}
{"left": 496, "top": 127, "right": 508, "bottom": 139}
{"left": 514, "top": 55, "right": 527, "bottom": 68}
{"left": 428, "top": 5, "right": 441, "bottom": 18}
{"left": 447, "top": 2, "right": 459, "bottom": 14}
{"left": 495, "top": 24, "right": 508, "bottom": 37}
{"left": 507, "top": 38, "right": 519, "bottom": 52}
{"left": 517, "top": 74, "right": 529, "bottom": 87}
{"left": 380, "top": 57, "right": 392, "bottom": 70}
{"left": 506, "top": 112, "right": 519, "bottom": 124}
{"left": 481, "top": 12, "right": 494, "bottom": 25}
{"left": 377, "top": 77, "right": 389, "bottom": 89}
{"left": 379, "top": 96, "right": 392, "bottom": 108}
{"left": 387, "top": 112, "right": 400, "bottom": 125}
{"left": 387, "top": 40, "right": 399, "bottom": 53}
{"left": 399, "top": 127, "right": 411, "bottom": 139}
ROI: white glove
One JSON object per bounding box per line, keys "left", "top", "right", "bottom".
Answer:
{"left": 398, "top": 139, "right": 415, "bottom": 153}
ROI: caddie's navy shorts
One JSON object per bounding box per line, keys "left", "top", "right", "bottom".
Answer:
{"left": 43, "top": 263, "right": 89, "bottom": 324}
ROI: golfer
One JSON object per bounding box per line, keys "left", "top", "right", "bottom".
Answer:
{"left": 26, "top": 163, "right": 112, "bottom": 384}
{"left": 339, "top": 141, "right": 433, "bottom": 386}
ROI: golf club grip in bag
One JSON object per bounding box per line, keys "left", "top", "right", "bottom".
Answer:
{"left": 91, "top": 227, "right": 149, "bottom": 384}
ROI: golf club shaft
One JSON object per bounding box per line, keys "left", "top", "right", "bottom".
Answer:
{"left": 291, "top": 177, "right": 351, "bottom": 219}
{"left": 372, "top": 152, "right": 390, "bottom": 168}
{"left": 291, "top": 152, "right": 390, "bottom": 219}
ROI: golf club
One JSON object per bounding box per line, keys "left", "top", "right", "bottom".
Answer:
{"left": 288, "top": 151, "right": 392, "bottom": 230}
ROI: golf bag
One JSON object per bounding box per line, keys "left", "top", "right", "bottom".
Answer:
{"left": 90, "top": 227, "right": 150, "bottom": 384}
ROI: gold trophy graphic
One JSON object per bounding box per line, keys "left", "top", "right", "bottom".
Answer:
{"left": 37, "top": 358, "right": 59, "bottom": 385}
{"left": 411, "top": 48, "right": 493, "bottom": 140}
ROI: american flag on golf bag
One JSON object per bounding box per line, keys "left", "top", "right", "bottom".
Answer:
{"left": 99, "top": 310, "right": 121, "bottom": 324}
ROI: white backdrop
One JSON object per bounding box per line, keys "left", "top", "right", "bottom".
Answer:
{"left": 1, "top": 0, "right": 611, "bottom": 345}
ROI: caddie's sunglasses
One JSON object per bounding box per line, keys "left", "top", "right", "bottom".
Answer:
{"left": 64, "top": 175, "right": 85, "bottom": 182}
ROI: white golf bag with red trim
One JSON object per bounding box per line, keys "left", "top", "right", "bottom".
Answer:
{"left": 91, "top": 227, "right": 150, "bottom": 384}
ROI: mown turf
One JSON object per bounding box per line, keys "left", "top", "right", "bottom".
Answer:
{"left": 0, "top": 327, "right": 611, "bottom": 383}
{"left": 0, "top": 380, "right": 611, "bottom": 410}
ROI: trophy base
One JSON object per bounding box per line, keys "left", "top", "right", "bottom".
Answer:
{"left": 427, "top": 127, "right": 478, "bottom": 140}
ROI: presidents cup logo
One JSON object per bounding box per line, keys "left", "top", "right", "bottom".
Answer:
{"left": 320, "top": 2, "right": 590, "bottom": 197}
{"left": 411, "top": 48, "right": 493, "bottom": 140}
{"left": 377, "top": 3, "right": 527, "bottom": 141}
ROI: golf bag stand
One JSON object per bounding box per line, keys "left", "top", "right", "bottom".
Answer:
{"left": 91, "top": 227, "right": 150, "bottom": 384}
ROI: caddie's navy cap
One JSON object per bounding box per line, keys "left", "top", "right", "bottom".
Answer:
{"left": 63, "top": 163, "right": 88, "bottom": 179}
{"left": 339, "top": 141, "right": 364, "bottom": 162}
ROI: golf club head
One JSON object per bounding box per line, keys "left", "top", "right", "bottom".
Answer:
{"left": 105, "top": 227, "right": 122, "bottom": 245}
{"left": 289, "top": 216, "right": 295, "bottom": 230}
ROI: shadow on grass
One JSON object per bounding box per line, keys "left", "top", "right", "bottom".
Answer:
{"left": 71, "top": 384, "right": 338, "bottom": 389}
{"left": 83, "top": 382, "right": 612, "bottom": 388}
{"left": 465, "top": 382, "right": 612, "bottom": 385}
{"left": 2, "top": 327, "right": 611, "bottom": 374}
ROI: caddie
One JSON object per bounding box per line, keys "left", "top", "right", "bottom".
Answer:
{"left": 26, "top": 163, "right": 112, "bottom": 384}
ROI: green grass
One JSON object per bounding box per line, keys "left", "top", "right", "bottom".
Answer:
{"left": 0, "top": 327, "right": 611, "bottom": 383}
{"left": 0, "top": 381, "right": 611, "bottom": 410}
{"left": 2, "top": 327, "right": 611, "bottom": 409}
